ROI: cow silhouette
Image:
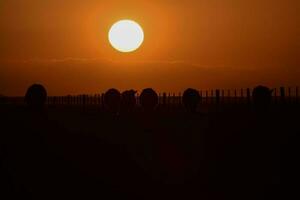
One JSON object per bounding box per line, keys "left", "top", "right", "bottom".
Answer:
{"left": 182, "top": 88, "right": 201, "bottom": 113}
{"left": 121, "top": 90, "right": 137, "bottom": 113}
{"left": 25, "top": 84, "right": 47, "bottom": 111}
{"left": 252, "top": 85, "right": 273, "bottom": 110}
{"left": 104, "top": 88, "right": 121, "bottom": 114}
{"left": 139, "top": 88, "right": 158, "bottom": 111}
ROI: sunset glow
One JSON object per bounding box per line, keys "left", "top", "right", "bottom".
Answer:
{"left": 0, "top": 0, "right": 299, "bottom": 95}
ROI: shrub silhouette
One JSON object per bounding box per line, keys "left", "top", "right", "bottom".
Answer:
{"left": 252, "top": 85, "right": 273, "bottom": 108}
{"left": 25, "top": 84, "right": 47, "bottom": 110}
{"left": 121, "top": 90, "right": 137, "bottom": 112}
{"left": 140, "top": 88, "right": 158, "bottom": 111}
{"left": 182, "top": 88, "right": 201, "bottom": 113}
{"left": 104, "top": 88, "right": 121, "bottom": 113}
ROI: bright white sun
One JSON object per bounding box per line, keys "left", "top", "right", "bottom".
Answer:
{"left": 108, "top": 20, "right": 144, "bottom": 53}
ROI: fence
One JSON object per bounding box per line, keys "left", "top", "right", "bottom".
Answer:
{"left": 1, "top": 86, "right": 299, "bottom": 106}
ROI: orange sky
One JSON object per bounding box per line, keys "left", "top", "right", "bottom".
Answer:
{"left": 0, "top": 0, "right": 299, "bottom": 95}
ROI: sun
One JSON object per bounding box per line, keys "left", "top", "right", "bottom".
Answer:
{"left": 108, "top": 20, "right": 144, "bottom": 53}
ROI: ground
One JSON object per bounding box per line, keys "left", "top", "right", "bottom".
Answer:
{"left": 0, "top": 103, "right": 299, "bottom": 199}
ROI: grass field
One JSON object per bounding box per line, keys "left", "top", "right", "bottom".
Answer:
{"left": 0, "top": 103, "right": 299, "bottom": 199}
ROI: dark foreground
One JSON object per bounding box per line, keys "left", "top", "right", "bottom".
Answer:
{"left": 0, "top": 104, "right": 299, "bottom": 200}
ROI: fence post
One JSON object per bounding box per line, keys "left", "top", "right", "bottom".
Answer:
{"left": 47, "top": 97, "right": 50, "bottom": 105}
{"left": 178, "top": 92, "right": 182, "bottom": 105}
{"left": 163, "top": 92, "right": 167, "bottom": 106}
{"left": 240, "top": 89, "right": 244, "bottom": 104}
{"left": 247, "top": 88, "right": 251, "bottom": 104}
{"left": 273, "top": 88, "right": 277, "bottom": 104}
{"left": 296, "top": 87, "right": 299, "bottom": 103}
{"left": 288, "top": 87, "right": 291, "bottom": 103}
{"left": 83, "top": 95, "right": 87, "bottom": 108}
{"left": 233, "top": 89, "right": 236, "bottom": 104}
{"left": 172, "top": 93, "right": 176, "bottom": 106}
{"left": 216, "top": 89, "right": 220, "bottom": 104}
{"left": 67, "top": 95, "right": 70, "bottom": 105}
{"left": 280, "top": 87, "right": 285, "bottom": 104}
{"left": 101, "top": 93, "right": 105, "bottom": 108}
{"left": 221, "top": 90, "right": 225, "bottom": 100}
{"left": 206, "top": 90, "right": 209, "bottom": 104}
{"left": 158, "top": 93, "right": 161, "bottom": 104}
{"left": 96, "top": 94, "right": 99, "bottom": 106}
